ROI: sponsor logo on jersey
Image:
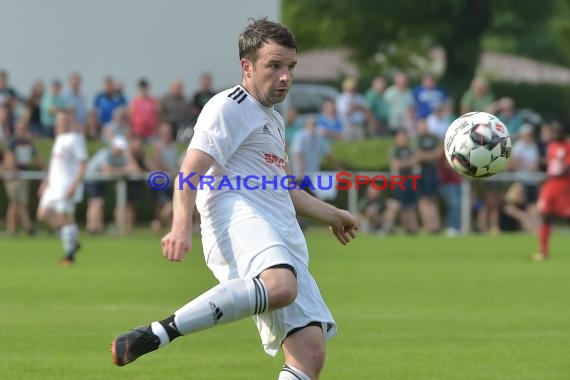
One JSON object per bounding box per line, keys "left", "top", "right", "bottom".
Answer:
{"left": 264, "top": 153, "right": 286, "bottom": 169}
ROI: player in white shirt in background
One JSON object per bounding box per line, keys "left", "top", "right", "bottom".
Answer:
{"left": 111, "top": 18, "right": 358, "bottom": 380}
{"left": 37, "top": 110, "right": 88, "bottom": 265}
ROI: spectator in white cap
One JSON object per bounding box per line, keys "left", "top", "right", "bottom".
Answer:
{"left": 84, "top": 135, "right": 138, "bottom": 234}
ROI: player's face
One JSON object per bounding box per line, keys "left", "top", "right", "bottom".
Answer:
{"left": 242, "top": 41, "right": 297, "bottom": 107}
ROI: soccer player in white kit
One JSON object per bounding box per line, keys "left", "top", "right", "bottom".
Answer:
{"left": 37, "top": 110, "right": 88, "bottom": 265}
{"left": 111, "top": 18, "right": 358, "bottom": 379}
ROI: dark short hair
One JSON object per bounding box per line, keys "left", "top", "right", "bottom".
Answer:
{"left": 238, "top": 17, "right": 297, "bottom": 61}
{"left": 138, "top": 79, "right": 149, "bottom": 88}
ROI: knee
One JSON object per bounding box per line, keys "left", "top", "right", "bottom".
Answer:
{"left": 260, "top": 268, "right": 298, "bottom": 309}
{"left": 270, "top": 276, "right": 297, "bottom": 309}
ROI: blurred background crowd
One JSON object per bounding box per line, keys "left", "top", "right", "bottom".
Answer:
{"left": 0, "top": 67, "right": 553, "bottom": 238}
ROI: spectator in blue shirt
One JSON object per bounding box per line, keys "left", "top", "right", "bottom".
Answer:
{"left": 316, "top": 100, "right": 343, "bottom": 145}
{"left": 64, "top": 72, "right": 87, "bottom": 127}
{"left": 93, "top": 76, "right": 127, "bottom": 125}
{"left": 412, "top": 73, "right": 448, "bottom": 119}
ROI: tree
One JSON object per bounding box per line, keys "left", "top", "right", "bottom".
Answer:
{"left": 284, "top": 0, "right": 557, "bottom": 97}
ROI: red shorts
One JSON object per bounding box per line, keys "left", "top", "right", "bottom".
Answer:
{"left": 537, "top": 180, "right": 570, "bottom": 217}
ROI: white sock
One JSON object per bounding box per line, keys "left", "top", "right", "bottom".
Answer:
{"left": 278, "top": 364, "right": 312, "bottom": 380}
{"left": 60, "top": 224, "right": 78, "bottom": 258}
{"left": 150, "top": 322, "right": 170, "bottom": 347}
{"left": 153, "top": 277, "right": 268, "bottom": 346}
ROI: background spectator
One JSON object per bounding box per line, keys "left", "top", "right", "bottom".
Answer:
{"left": 426, "top": 100, "right": 455, "bottom": 139}
{"left": 290, "top": 117, "right": 339, "bottom": 179}
{"left": 40, "top": 79, "right": 67, "bottom": 138}
{"left": 0, "top": 105, "right": 11, "bottom": 140}
{"left": 190, "top": 73, "right": 215, "bottom": 122}
{"left": 64, "top": 72, "right": 87, "bottom": 128}
{"left": 460, "top": 76, "right": 495, "bottom": 114}
{"left": 2, "top": 119, "right": 42, "bottom": 235}
{"left": 438, "top": 153, "right": 463, "bottom": 237}
{"left": 130, "top": 79, "right": 159, "bottom": 140}
{"left": 492, "top": 97, "right": 524, "bottom": 135}
{"left": 84, "top": 136, "right": 133, "bottom": 234}
{"left": 335, "top": 77, "right": 368, "bottom": 140}
{"left": 284, "top": 106, "right": 303, "bottom": 148}
{"left": 160, "top": 79, "right": 190, "bottom": 135}
{"left": 102, "top": 107, "right": 130, "bottom": 144}
{"left": 415, "top": 119, "right": 442, "bottom": 234}
{"left": 84, "top": 109, "right": 101, "bottom": 141}
{"left": 476, "top": 187, "right": 502, "bottom": 235}
{"left": 122, "top": 136, "right": 146, "bottom": 234}
{"left": 94, "top": 76, "right": 127, "bottom": 126}
{"left": 316, "top": 100, "right": 343, "bottom": 145}
{"left": 364, "top": 76, "right": 390, "bottom": 136}
{"left": 412, "top": 72, "right": 448, "bottom": 120}
{"left": 499, "top": 182, "right": 540, "bottom": 233}
{"left": 357, "top": 184, "right": 400, "bottom": 235}
{"left": 384, "top": 72, "right": 415, "bottom": 135}
{"left": 0, "top": 70, "right": 18, "bottom": 126}
{"left": 509, "top": 124, "right": 540, "bottom": 202}
{"left": 26, "top": 81, "right": 44, "bottom": 137}
{"left": 390, "top": 129, "right": 418, "bottom": 234}
{"left": 148, "top": 122, "right": 179, "bottom": 231}
{"left": 537, "top": 122, "right": 554, "bottom": 172}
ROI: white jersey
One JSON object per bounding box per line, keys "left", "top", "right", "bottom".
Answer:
{"left": 45, "top": 132, "right": 88, "bottom": 201}
{"left": 189, "top": 85, "right": 307, "bottom": 263}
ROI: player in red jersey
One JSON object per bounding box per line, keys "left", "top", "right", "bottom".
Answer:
{"left": 533, "top": 121, "right": 570, "bottom": 261}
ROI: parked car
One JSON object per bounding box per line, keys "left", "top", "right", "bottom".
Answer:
{"left": 276, "top": 82, "right": 339, "bottom": 119}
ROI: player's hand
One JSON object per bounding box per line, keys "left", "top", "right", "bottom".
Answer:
{"left": 161, "top": 228, "right": 191, "bottom": 262}
{"left": 329, "top": 209, "right": 358, "bottom": 245}
{"left": 65, "top": 182, "right": 78, "bottom": 199}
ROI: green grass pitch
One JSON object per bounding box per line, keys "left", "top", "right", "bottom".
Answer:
{"left": 1, "top": 230, "right": 569, "bottom": 379}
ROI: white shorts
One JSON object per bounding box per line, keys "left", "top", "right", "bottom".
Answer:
{"left": 38, "top": 193, "right": 76, "bottom": 214}
{"left": 201, "top": 217, "right": 337, "bottom": 356}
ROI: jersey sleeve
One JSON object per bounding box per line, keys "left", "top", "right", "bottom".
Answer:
{"left": 73, "top": 134, "right": 89, "bottom": 162}
{"left": 188, "top": 97, "right": 251, "bottom": 166}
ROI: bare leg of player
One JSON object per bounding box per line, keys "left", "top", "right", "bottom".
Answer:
{"left": 279, "top": 326, "right": 325, "bottom": 380}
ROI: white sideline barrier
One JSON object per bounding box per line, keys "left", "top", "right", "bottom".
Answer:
{"left": 6, "top": 170, "right": 548, "bottom": 235}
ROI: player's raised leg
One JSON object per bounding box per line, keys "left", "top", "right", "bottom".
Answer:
{"left": 279, "top": 325, "right": 325, "bottom": 380}
{"left": 111, "top": 267, "right": 297, "bottom": 366}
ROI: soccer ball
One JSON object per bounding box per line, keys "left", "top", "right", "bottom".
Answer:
{"left": 444, "top": 112, "right": 512, "bottom": 179}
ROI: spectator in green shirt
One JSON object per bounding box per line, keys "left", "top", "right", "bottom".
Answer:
{"left": 460, "top": 77, "right": 495, "bottom": 114}
{"left": 40, "top": 79, "right": 67, "bottom": 138}
{"left": 364, "top": 76, "right": 390, "bottom": 136}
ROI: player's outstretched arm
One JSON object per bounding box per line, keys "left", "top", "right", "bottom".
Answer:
{"left": 161, "top": 149, "right": 214, "bottom": 262}
{"left": 289, "top": 188, "right": 357, "bottom": 245}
